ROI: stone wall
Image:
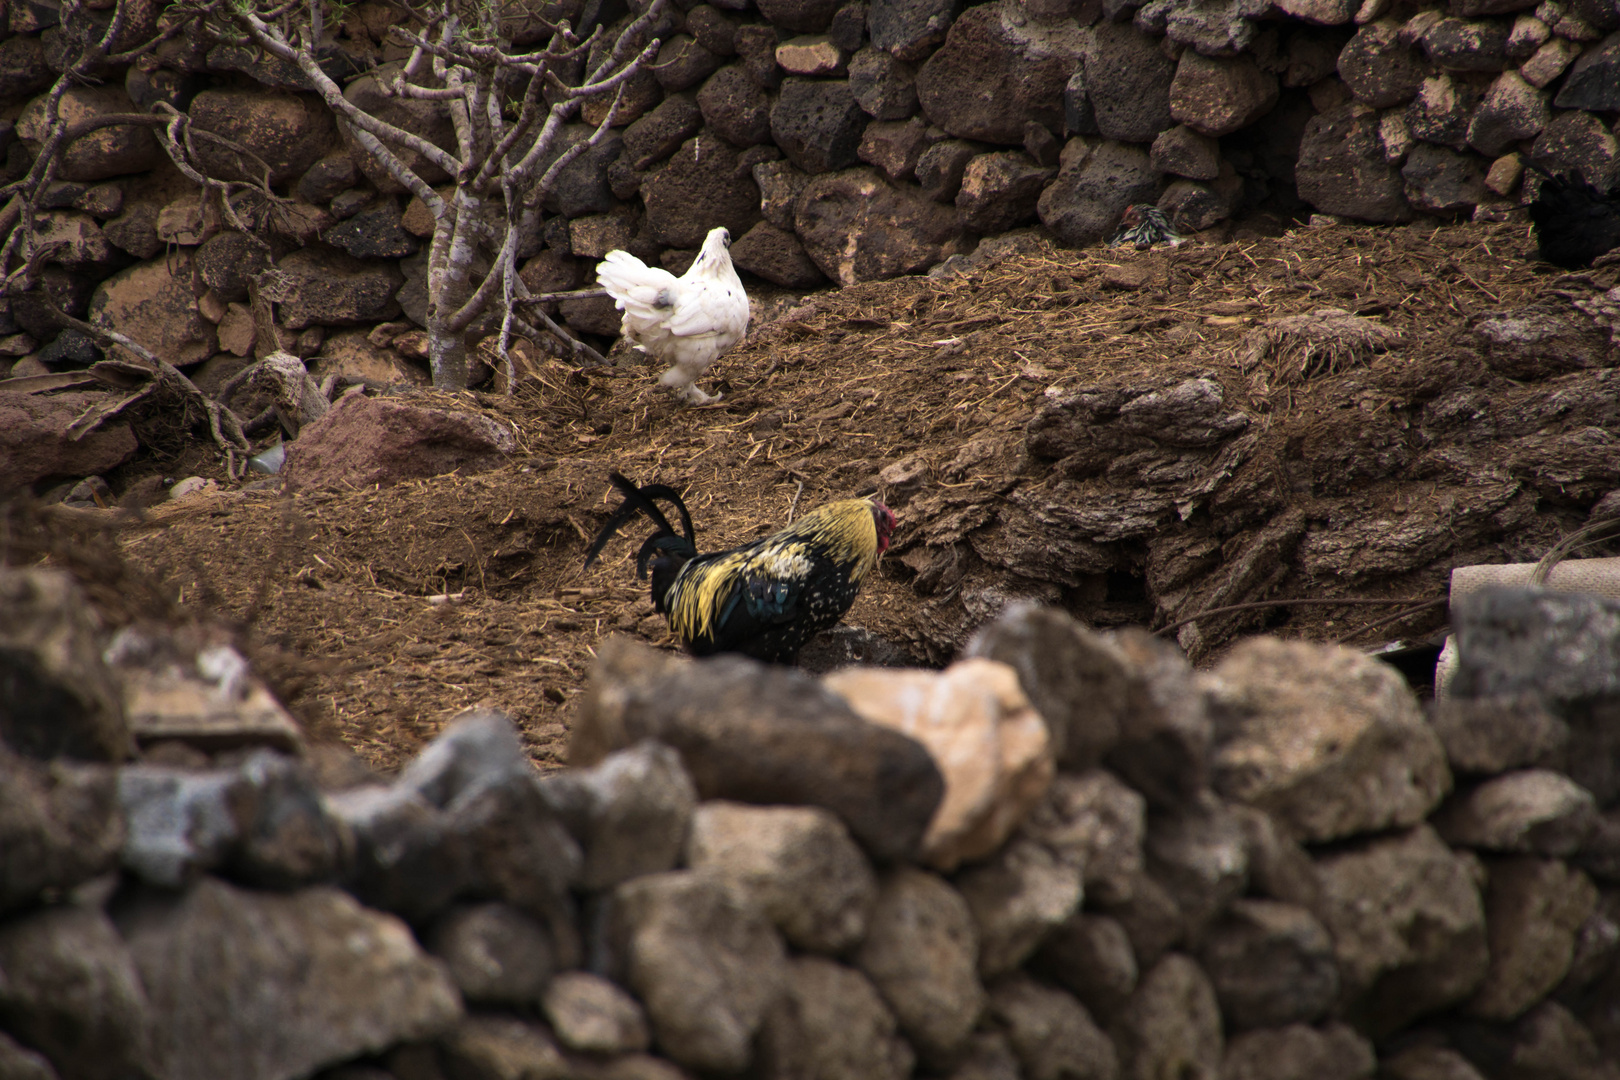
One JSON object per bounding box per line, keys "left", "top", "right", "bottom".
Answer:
{"left": 7, "top": 560, "right": 1620, "bottom": 1080}
{"left": 3, "top": 0, "right": 1619, "bottom": 384}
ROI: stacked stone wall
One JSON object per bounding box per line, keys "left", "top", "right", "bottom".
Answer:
{"left": 3, "top": 0, "right": 1618, "bottom": 384}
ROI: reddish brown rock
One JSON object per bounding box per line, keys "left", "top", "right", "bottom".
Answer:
{"left": 0, "top": 392, "right": 139, "bottom": 490}
{"left": 281, "top": 392, "right": 516, "bottom": 491}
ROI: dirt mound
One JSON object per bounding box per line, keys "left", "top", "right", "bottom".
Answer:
{"left": 70, "top": 218, "right": 1620, "bottom": 771}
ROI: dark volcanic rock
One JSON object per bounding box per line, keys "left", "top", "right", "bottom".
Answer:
{"left": 572, "top": 638, "right": 944, "bottom": 861}
{"left": 1295, "top": 104, "right": 1415, "bottom": 223}
{"left": 0, "top": 742, "right": 123, "bottom": 916}
{"left": 322, "top": 199, "right": 420, "bottom": 260}
{"left": 915, "top": 2, "right": 1082, "bottom": 146}
{"left": 640, "top": 135, "right": 763, "bottom": 248}
{"left": 119, "top": 877, "right": 463, "bottom": 1080}
{"left": 849, "top": 47, "right": 920, "bottom": 119}
{"left": 607, "top": 870, "right": 788, "bottom": 1073}
{"left": 538, "top": 739, "right": 697, "bottom": 891}
{"left": 955, "top": 151, "right": 1055, "bottom": 234}
{"left": 0, "top": 905, "right": 150, "bottom": 1080}
{"left": 1037, "top": 139, "right": 1158, "bottom": 248}
{"left": 869, "top": 0, "right": 962, "bottom": 61}
{"left": 730, "top": 221, "right": 830, "bottom": 287}
{"left": 194, "top": 231, "right": 272, "bottom": 303}
{"left": 625, "top": 92, "right": 704, "bottom": 167}
{"left": 0, "top": 568, "right": 129, "bottom": 762}
{"left": 771, "top": 77, "right": 869, "bottom": 174}
{"left": 1338, "top": 19, "right": 1430, "bottom": 108}
{"left": 1083, "top": 20, "right": 1176, "bottom": 144}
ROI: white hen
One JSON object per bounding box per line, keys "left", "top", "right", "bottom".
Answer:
{"left": 596, "top": 226, "right": 750, "bottom": 405}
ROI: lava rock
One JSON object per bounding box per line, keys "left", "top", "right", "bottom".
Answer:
{"left": 1169, "top": 52, "right": 1278, "bottom": 138}
{"left": 795, "top": 166, "right": 969, "bottom": 284}
{"left": 1206, "top": 636, "right": 1451, "bottom": 843}
{"left": 868, "top": 0, "right": 962, "bottom": 61}
{"left": 194, "top": 231, "right": 272, "bottom": 304}
{"left": 730, "top": 221, "right": 829, "bottom": 288}
{"left": 607, "top": 869, "right": 788, "bottom": 1073}
{"left": 280, "top": 393, "right": 516, "bottom": 492}
{"left": 1037, "top": 139, "right": 1158, "bottom": 247}
{"left": 1109, "top": 954, "right": 1223, "bottom": 1080}
{"left": 916, "top": 139, "right": 981, "bottom": 203}
{"left": 1082, "top": 20, "right": 1176, "bottom": 143}
{"left": 756, "top": 956, "right": 916, "bottom": 1080}
{"left": 640, "top": 135, "right": 763, "bottom": 247}
{"left": 541, "top": 971, "right": 651, "bottom": 1055}
{"left": 1429, "top": 693, "right": 1570, "bottom": 776}
{"left": 540, "top": 739, "right": 697, "bottom": 891}
{"left": 955, "top": 151, "right": 1055, "bottom": 235}
{"left": 0, "top": 742, "right": 123, "bottom": 916}
{"left": 849, "top": 47, "right": 919, "bottom": 119}
{"left": 964, "top": 604, "right": 1132, "bottom": 771}
{"left": 572, "top": 638, "right": 944, "bottom": 863}
{"left": 1338, "top": 18, "right": 1431, "bottom": 108}
{"left": 1315, "top": 824, "right": 1489, "bottom": 1037}
{"left": 120, "top": 878, "right": 464, "bottom": 1080}
{"left": 915, "top": 2, "right": 1083, "bottom": 146}
{"left": 854, "top": 866, "right": 986, "bottom": 1067}
{"left": 686, "top": 800, "right": 877, "bottom": 954}
{"left": 624, "top": 93, "right": 704, "bottom": 168}
{"left": 770, "top": 77, "right": 868, "bottom": 174}
{"left": 0, "top": 905, "right": 150, "bottom": 1080}
{"left": 987, "top": 975, "right": 1117, "bottom": 1080}
{"left": 1296, "top": 103, "right": 1415, "bottom": 222}
{"left": 1221, "top": 1023, "right": 1377, "bottom": 1080}
{"left": 1144, "top": 793, "right": 1249, "bottom": 943}
{"left": 1432, "top": 770, "right": 1598, "bottom": 857}
{"left": 0, "top": 568, "right": 129, "bottom": 762}
{"left": 1468, "top": 856, "right": 1598, "bottom": 1020}
{"left": 1197, "top": 899, "right": 1340, "bottom": 1030}
{"left": 426, "top": 902, "right": 556, "bottom": 1006}
{"left": 956, "top": 836, "right": 1082, "bottom": 977}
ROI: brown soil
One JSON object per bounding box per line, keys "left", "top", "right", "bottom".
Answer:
{"left": 34, "top": 217, "right": 1619, "bottom": 773}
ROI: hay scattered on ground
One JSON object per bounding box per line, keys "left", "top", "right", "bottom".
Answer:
{"left": 96, "top": 216, "right": 1612, "bottom": 771}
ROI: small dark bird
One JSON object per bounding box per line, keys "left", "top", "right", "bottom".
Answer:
{"left": 584, "top": 472, "right": 897, "bottom": 664}
{"left": 1111, "top": 204, "right": 1183, "bottom": 250}
{"left": 1527, "top": 168, "right": 1620, "bottom": 270}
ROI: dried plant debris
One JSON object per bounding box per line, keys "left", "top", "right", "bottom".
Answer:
{"left": 1239, "top": 307, "right": 1403, "bottom": 386}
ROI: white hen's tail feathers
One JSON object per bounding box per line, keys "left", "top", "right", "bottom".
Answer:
{"left": 596, "top": 251, "right": 681, "bottom": 334}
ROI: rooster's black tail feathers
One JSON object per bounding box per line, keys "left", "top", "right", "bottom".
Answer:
{"left": 583, "top": 473, "right": 699, "bottom": 572}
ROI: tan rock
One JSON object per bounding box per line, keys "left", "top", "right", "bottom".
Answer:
{"left": 89, "top": 254, "right": 217, "bottom": 368}
{"left": 1486, "top": 151, "right": 1526, "bottom": 195}
{"left": 825, "top": 658, "right": 1052, "bottom": 870}
{"left": 1520, "top": 37, "right": 1581, "bottom": 88}
{"left": 217, "top": 304, "right": 257, "bottom": 358}
{"left": 16, "top": 86, "right": 162, "bottom": 181}
{"left": 33, "top": 211, "right": 118, "bottom": 274}
{"left": 776, "top": 34, "right": 848, "bottom": 76}
{"left": 310, "top": 328, "right": 430, "bottom": 389}
{"left": 156, "top": 194, "right": 213, "bottom": 246}
{"left": 197, "top": 290, "right": 227, "bottom": 325}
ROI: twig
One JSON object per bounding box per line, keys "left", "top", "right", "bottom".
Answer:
{"left": 1155, "top": 596, "right": 1446, "bottom": 636}
{"left": 786, "top": 480, "right": 804, "bottom": 524}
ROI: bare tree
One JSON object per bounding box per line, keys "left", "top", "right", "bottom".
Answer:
{"left": 215, "top": 0, "right": 664, "bottom": 389}
{"left": 4, "top": 0, "right": 663, "bottom": 427}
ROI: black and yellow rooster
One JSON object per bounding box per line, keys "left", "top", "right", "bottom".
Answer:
{"left": 584, "top": 472, "right": 897, "bottom": 664}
